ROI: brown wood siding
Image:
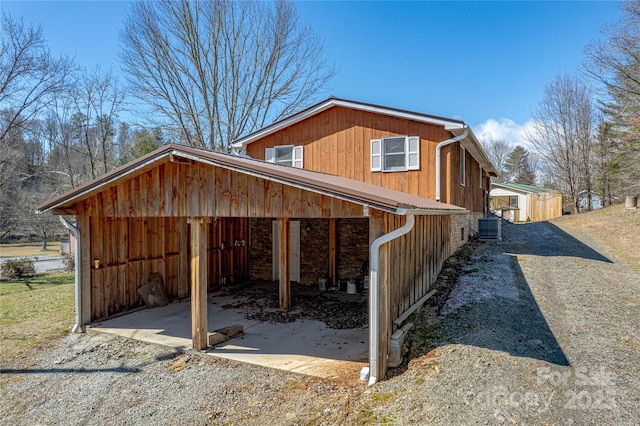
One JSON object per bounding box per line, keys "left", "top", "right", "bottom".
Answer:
{"left": 245, "top": 106, "right": 487, "bottom": 213}
{"left": 383, "top": 213, "right": 450, "bottom": 330}
{"left": 84, "top": 216, "right": 249, "bottom": 321}
{"left": 87, "top": 217, "right": 184, "bottom": 320}
{"left": 444, "top": 142, "right": 486, "bottom": 213}
{"left": 372, "top": 211, "right": 451, "bottom": 375}
{"left": 207, "top": 217, "right": 250, "bottom": 287}
{"left": 74, "top": 160, "right": 364, "bottom": 219}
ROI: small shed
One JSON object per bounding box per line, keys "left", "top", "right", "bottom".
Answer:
{"left": 37, "top": 144, "right": 467, "bottom": 382}
{"left": 490, "top": 182, "right": 562, "bottom": 222}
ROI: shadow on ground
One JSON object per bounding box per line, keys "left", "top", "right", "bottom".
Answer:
{"left": 0, "top": 367, "right": 140, "bottom": 374}
{"left": 499, "top": 221, "right": 612, "bottom": 263}
{"left": 432, "top": 220, "right": 596, "bottom": 367}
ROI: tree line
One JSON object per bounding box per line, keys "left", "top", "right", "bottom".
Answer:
{"left": 482, "top": 1, "right": 640, "bottom": 214}
{"left": 0, "top": 1, "right": 334, "bottom": 244}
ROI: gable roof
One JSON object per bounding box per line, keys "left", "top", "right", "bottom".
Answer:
{"left": 37, "top": 144, "right": 467, "bottom": 216}
{"left": 230, "top": 97, "right": 497, "bottom": 177}
{"left": 491, "top": 182, "right": 559, "bottom": 194}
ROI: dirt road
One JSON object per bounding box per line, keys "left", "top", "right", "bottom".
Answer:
{"left": 0, "top": 219, "right": 638, "bottom": 425}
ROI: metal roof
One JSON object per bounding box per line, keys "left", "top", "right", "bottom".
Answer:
{"left": 491, "top": 182, "right": 559, "bottom": 194}
{"left": 37, "top": 144, "right": 468, "bottom": 216}
{"left": 231, "top": 97, "right": 466, "bottom": 149}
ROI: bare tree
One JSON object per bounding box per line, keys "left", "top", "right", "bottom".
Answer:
{"left": 585, "top": 1, "right": 640, "bottom": 100}
{"left": 71, "top": 68, "right": 125, "bottom": 178}
{"left": 0, "top": 12, "right": 74, "bottom": 144}
{"left": 120, "top": 0, "right": 335, "bottom": 151}
{"left": 480, "top": 137, "right": 511, "bottom": 182}
{"left": 526, "top": 73, "right": 597, "bottom": 214}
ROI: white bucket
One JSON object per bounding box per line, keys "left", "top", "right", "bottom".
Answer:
{"left": 347, "top": 279, "right": 357, "bottom": 294}
{"left": 318, "top": 278, "right": 328, "bottom": 291}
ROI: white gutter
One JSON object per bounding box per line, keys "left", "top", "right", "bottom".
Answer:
{"left": 368, "top": 214, "right": 415, "bottom": 385}
{"left": 60, "top": 216, "right": 84, "bottom": 333}
{"left": 435, "top": 127, "right": 469, "bottom": 201}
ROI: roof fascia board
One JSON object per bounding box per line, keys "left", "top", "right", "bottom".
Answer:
{"left": 37, "top": 149, "right": 173, "bottom": 213}
{"left": 490, "top": 184, "right": 530, "bottom": 195}
{"left": 330, "top": 99, "right": 464, "bottom": 130}
{"left": 449, "top": 127, "right": 498, "bottom": 177}
{"left": 231, "top": 98, "right": 466, "bottom": 149}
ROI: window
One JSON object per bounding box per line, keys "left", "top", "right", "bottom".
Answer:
{"left": 509, "top": 196, "right": 518, "bottom": 207}
{"left": 479, "top": 168, "right": 483, "bottom": 189}
{"left": 460, "top": 145, "right": 466, "bottom": 186}
{"left": 370, "top": 136, "right": 419, "bottom": 172}
{"left": 265, "top": 145, "right": 303, "bottom": 168}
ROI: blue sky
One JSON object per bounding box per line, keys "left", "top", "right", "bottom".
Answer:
{"left": 1, "top": 1, "right": 622, "bottom": 146}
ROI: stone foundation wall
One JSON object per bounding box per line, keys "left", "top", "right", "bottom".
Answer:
{"left": 336, "top": 219, "right": 369, "bottom": 281}
{"left": 449, "top": 212, "right": 484, "bottom": 255}
{"left": 299, "top": 219, "right": 330, "bottom": 286}
{"left": 248, "top": 218, "right": 273, "bottom": 282}
{"left": 248, "top": 218, "right": 369, "bottom": 286}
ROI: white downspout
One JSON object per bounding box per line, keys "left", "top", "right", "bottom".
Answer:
{"left": 368, "top": 213, "right": 415, "bottom": 385}
{"left": 435, "top": 127, "right": 469, "bottom": 201}
{"left": 60, "top": 216, "right": 84, "bottom": 333}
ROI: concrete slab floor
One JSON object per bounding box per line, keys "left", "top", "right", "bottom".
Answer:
{"left": 91, "top": 291, "right": 369, "bottom": 380}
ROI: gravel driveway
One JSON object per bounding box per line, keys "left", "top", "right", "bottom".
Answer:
{"left": 1, "top": 219, "right": 638, "bottom": 425}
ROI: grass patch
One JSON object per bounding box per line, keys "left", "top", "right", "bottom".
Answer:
{"left": 0, "top": 242, "right": 62, "bottom": 258}
{"left": 0, "top": 272, "right": 75, "bottom": 363}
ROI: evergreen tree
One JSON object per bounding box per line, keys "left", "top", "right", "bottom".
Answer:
{"left": 504, "top": 145, "right": 536, "bottom": 185}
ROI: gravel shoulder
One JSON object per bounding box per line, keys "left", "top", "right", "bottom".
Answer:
{"left": 1, "top": 217, "right": 639, "bottom": 425}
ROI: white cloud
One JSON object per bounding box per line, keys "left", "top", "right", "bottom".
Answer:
{"left": 472, "top": 118, "right": 537, "bottom": 149}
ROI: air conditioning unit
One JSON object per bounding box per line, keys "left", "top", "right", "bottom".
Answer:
{"left": 478, "top": 217, "right": 501, "bottom": 242}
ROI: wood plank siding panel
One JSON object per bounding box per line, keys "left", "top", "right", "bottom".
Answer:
{"left": 244, "top": 106, "right": 486, "bottom": 213}
{"left": 366, "top": 209, "right": 451, "bottom": 375}
{"left": 382, "top": 213, "right": 451, "bottom": 331}
{"left": 83, "top": 215, "right": 250, "bottom": 321}
{"left": 73, "top": 161, "right": 363, "bottom": 219}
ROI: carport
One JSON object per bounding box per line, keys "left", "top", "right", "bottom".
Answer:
{"left": 37, "top": 144, "right": 464, "bottom": 382}
{"left": 91, "top": 284, "right": 369, "bottom": 379}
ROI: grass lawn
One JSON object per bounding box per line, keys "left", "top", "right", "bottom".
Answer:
{"left": 0, "top": 272, "right": 75, "bottom": 364}
{"left": 0, "top": 242, "right": 62, "bottom": 258}
{"left": 553, "top": 204, "right": 640, "bottom": 274}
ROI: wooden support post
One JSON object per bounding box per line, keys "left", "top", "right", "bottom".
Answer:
{"left": 278, "top": 217, "right": 291, "bottom": 311}
{"left": 190, "top": 217, "right": 209, "bottom": 350}
{"left": 329, "top": 218, "right": 337, "bottom": 285}
{"left": 178, "top": 217, "right": 188, "bottom": 298}
{"left": 78, "top": 215, "right": 92, "bottom": 325}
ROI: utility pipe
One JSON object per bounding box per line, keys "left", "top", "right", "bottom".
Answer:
{"left": 435, "top": 127, "right": 469, "bottom": 201}
{"left": 60, "top": 216, "right": 84, "bottom": 333}
{"left": 368, "top": 213, "right": 415, "bottom": 385}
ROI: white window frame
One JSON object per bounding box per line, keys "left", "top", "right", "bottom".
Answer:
{"left": 370, "top": 136, "right": 420, "bottom": 172}
{"left": 460, "top": 145, "right": 466, "bottom": 186}
{"left": 479, "top": 168, "right": 483, "bottom": 189}
{"left": 265, "top": 145, "right": 303, "bottom": 168}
